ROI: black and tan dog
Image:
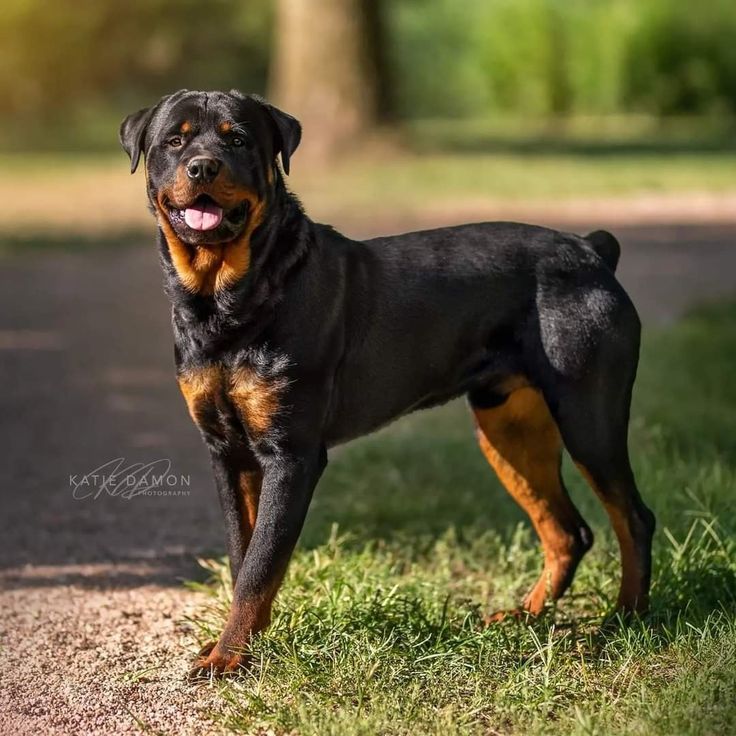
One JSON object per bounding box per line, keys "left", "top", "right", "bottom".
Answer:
{"left": 120, "top": 89, "right": 655, "bottom": 676}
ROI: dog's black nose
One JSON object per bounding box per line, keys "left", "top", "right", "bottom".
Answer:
{"left": 186, "top": 156, "right": 220, "bottom": 184}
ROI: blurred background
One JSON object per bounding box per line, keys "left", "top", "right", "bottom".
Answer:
{"left": 1, "top": 0, "right": 736, "bottom": 236}
{"left": 2, "top": 4, "right": 736, "bottom": 731}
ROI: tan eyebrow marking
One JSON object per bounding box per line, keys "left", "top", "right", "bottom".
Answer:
{"left": 218, "top": 121, "right": 232, "bottom": 134}
{"left": 180, "top": 121, "right": 192, "bottom": 134}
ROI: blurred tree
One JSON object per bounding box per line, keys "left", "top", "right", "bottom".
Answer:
{"left": 269, "top": 0, "right": 383, "bottom": 160}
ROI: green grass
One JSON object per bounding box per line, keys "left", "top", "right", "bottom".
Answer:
{"left": 297, "top": 116, "right": 736, "bottom": 214}
{"left": 299, "top": 149, "right": 736, "bottom": 215}
{"left": 182, "top": 302, "right": 736, "bottom": 734}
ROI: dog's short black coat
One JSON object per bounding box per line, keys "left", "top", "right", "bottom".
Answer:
{"left": 120, "top": 89, "right": 655, "bottom": 676}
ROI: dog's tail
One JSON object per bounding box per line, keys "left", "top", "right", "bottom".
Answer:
{"left": 585, "top": 229, "right": 620, "bottom": 272}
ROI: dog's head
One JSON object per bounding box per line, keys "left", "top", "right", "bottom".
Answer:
{"left": 119, "top": 90, "right": 301, "bottom": 247}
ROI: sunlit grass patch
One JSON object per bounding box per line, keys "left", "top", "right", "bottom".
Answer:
{"left": 187, "top": 302, "right": 736, "bottom": 734}
{"left": 190, "top": 519, "right": 735, "bottom": 735}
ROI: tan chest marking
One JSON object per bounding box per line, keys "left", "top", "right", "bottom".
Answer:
{"left": 157, "top": 207, "right": 262, "bottom": 295}
{"left": 177, "top": 365, "right": 286, "bottom": 437}
{"left": 153, "top": 167, "right": 267, "bottom": 295}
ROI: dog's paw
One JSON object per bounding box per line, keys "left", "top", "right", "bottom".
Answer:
{"left": 482, "top": 608, "right": 527, "bottom": 625}
{"left": 188, "top": 640, "right": 251, "bottom": 681}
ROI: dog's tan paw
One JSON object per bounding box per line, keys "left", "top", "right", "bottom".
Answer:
{"left": 483, "top": 608, "right": 528, "bottom": 625}
{"left": 188, "top": 641, "right": 251, "bottom": 680}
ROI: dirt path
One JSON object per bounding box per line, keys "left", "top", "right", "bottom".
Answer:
{"left": 1, "top": 220, "right": 735, "bottom": 734}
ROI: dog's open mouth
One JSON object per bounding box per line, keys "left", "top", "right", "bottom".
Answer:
{"left": 184, "top": 197, "right": 223, "bottom": 231}
{"left": 165, "top": 195, "right": 250, "bottom": 239}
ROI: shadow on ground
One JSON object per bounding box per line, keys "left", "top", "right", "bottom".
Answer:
{"left": 0, "top": 229, "right": 149, "bottom": 254}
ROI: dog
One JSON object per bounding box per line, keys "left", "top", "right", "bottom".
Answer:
{"left": 120, "top": 89, "right": 655, "bottom": 677}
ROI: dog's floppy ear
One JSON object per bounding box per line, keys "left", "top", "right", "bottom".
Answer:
{"left": 255, "top": 97, "right": 302, "bottom": 175}
{"left": 119, "top": 106, "right": 155, "bottom": 174}
{"left": 264, "top": 102, "right": 301, "bottom": 175}
{"left": 120, "top": 90, "right": 189, "bottom": 173}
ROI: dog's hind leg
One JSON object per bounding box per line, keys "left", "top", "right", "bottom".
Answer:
{"left": 534, "top": 278, "right": 656, "bottom": 614}
{"left": 470, "top": 385, "right": 593, "bottom": 619}
{"left": 546, "top": 370, "right": 655, "bottom": 613}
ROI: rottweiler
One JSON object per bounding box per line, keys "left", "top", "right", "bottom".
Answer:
{"left": 120, "top": 89, "right": 655, "bottom": 677}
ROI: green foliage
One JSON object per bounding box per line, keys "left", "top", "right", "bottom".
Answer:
{"left": 383, "top": 0, "right": 492, "bottom": 118}
{"left": 387, "top": 0, "right": 736, "bottom": 118}
{"left": 476, "top": 0, "right": 638, "bottom": 116}
{"left": 2, "top": 1, "right": 736, "bottom": 128}
{"left": 180, "top": 303, "right": 736, "bottom": 734}
{"left": 625, "top": 0, "right": 736, "bottom": 114}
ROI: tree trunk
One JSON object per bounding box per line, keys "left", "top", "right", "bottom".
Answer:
{"left": 269, "top": 0, "right": 380, "bottom": 162}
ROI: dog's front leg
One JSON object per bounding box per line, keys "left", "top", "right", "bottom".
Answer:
{"left": 191, "top": 445, "right": 327, "bottom": 677}
{"left": 209, "top": 449, "right": 263, "bottom": 586}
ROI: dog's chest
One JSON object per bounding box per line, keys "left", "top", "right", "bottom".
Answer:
{"left": 177, "top": 363, "right": 286, "bottom": 442}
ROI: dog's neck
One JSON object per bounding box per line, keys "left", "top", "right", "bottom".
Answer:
{"left": 159, "top": 181, "right": 313, "bottom": 358}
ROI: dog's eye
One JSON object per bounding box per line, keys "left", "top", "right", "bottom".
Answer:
{"left": 232, "top": 137, "right": 244, "bottom": 147}
{"left": 168, "top": 136, "right": 183, "bottom": 148}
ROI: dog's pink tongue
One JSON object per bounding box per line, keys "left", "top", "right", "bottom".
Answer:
{"left": 184, "top": 202, "right": 223, "bottom": 231}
